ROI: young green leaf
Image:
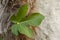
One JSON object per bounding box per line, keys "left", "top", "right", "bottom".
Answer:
{"left": 16, "top": 4, "right": 28, "bottom": 20}
{"left": 21, "top": 13, "right": 45, "bottom": 26}
{"left": 10, "top": 15, "right": 18, "bottom": 23}
{"left": 11, "top": 24, "right": 34, "bottom": 38}
{"left": 10, "top": 4, "right": 28, "bottom": 23}
{"left": 18, "top": 23, "right": 34, "bottom": 38}
{"left": 11, "top": 24, "right": 19, "bottom": 36}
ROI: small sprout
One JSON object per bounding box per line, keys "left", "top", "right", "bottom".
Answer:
{"left": 10, "top": 4, "right": 45, "bottom": 38}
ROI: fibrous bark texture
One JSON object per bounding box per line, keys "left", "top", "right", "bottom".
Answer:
{"left": 0, "top": 0, "right": 60, "bottom": 40}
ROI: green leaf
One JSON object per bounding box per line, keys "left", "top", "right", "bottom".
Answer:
{"left": 16, "top": 4, "right": 28, "bottom": 20}
{"left": 0, "top": 37, "right": 3, "bottom": 40}
{"left": 10, "top": 15, "right": 18, "bottom": 23}
{"left": 21, "top": 13, "right": 45, "bottom": 26}
{"left": 18, "top": 23, "right": 34, "bottom": 38}
{"left": 11, "top": 24, "right": 19, "bottom": 36}
{"left": 10, "top": 4, "right": 28, "bottom": 23}
{"left": 11, "top": 24, "right": 34, "bottom": 38}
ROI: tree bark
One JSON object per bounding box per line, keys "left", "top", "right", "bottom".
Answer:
{"left": 0, "top": 0, "right": 60, "bottom": 40}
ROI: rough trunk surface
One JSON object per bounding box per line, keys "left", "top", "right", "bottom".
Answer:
{"left": 0, "top": 0, "right": 60, "bottom": 40}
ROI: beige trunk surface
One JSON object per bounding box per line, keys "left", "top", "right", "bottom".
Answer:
{"left": 0, "top": 0, "right": 60, "bottom": 40}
